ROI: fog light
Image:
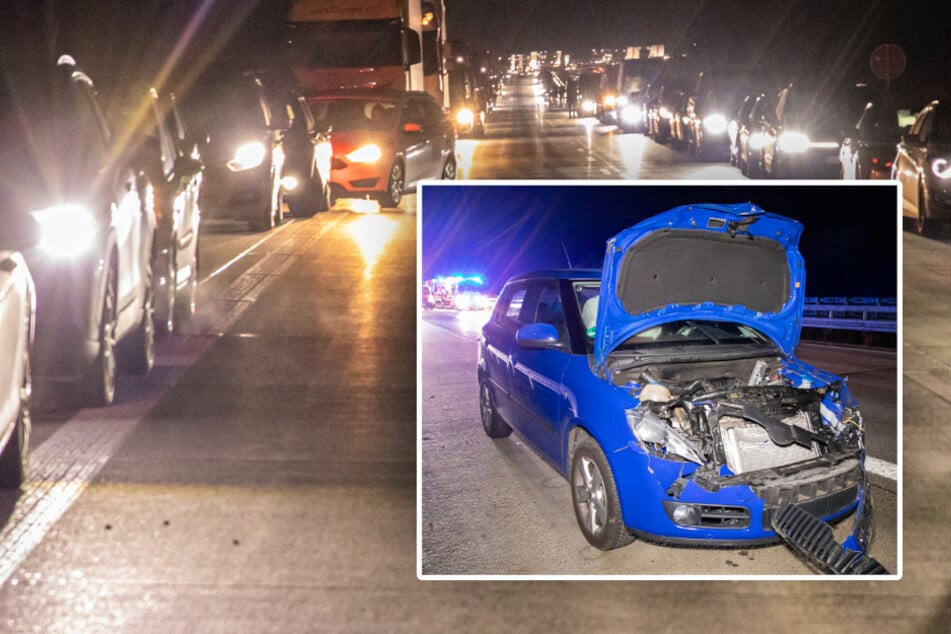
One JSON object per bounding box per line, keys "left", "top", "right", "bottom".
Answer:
{"left": 672, "top": 504, "right": 701, "bottom": 526}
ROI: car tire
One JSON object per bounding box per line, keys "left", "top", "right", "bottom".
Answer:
{"left": 125, "top": 258, "right": 155, "bottom": 375}
{"left": 479, "top": 380, "right": 512, "bottom": 438}
{"left": 316, "top": 174, "right": 331, "bottom": 212}
{"left": 80, "top": 258, "right": 119, "bottom": 407}
{"left": 441, "top": 155, "right": 456, "bottom": 180}
{"left": 382, "top": 160, "right": 404, "bottom": 208}
{"left": 570, "top": 432, "right": 634, "bottom": 550}
{"left": 0, "top": 354, "right": 30, "bottom": 490}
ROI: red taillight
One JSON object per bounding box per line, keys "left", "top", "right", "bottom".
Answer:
{"left": 871, "top": 157, "right": 879, "bottom": 165}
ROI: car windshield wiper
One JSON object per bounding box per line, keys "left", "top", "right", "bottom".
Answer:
{"left": 607, "top": 342, "right": 779, "bottom": 374}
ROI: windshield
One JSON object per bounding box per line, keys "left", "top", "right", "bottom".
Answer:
{"left": 179, "top": 83, "right": 268, "bottom": 133}
{"left": 617, "top": 320, "right": 772, "bottom": 351}
{"left": 310, "top": 98, "right": 397, "bottom": 131}
{"left": 287, "top": 20, "right": 403, "bottom": 68}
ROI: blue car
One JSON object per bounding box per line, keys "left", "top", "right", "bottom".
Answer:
{"left": 477, "top": 203, "right": 878, "bottom": 570}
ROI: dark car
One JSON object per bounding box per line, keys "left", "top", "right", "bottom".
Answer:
{"left": 448, "top": 66, "right": 487, "bottom": 137}
{"left": 759, "top": 82, "right": 871, "bottom": 179}
{"left": 477, "top": 204, "right": 877, "bottom": 570}
{"left": 729, "top": 93, "right": 759, "bottom": 168}
{"left": 178, "top": 74, "right": 290, "bottom": 231}
{"left": 0, "top": 209, "right": 38, "bottom": 489}
{"left": 261, "top": 82, "right": 333, "bottom": 216}
{"left": 309, "top": 89, "right": 455, "bottom": 207}
{"left": 614, "top": 57, "right": 663, "bottom": 133}
{"left": 2, "top": 55, "right": 157, "bottom": 406}
{"left": 131, "top": 89, "right": 204, "bottom": 335}
{"left": 735, "top": 91, "right": 775, "bottom": 178}
{"left": 839, "top": 98, "right": 912, "bottom": 180}
{"left": 679, "top": 70, "right": 766, "bottom": 162}
{"left": 894, "top": 99, "right": 951, "bottom": 235}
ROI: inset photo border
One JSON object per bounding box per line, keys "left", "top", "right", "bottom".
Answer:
{"left": 417, "top": 181, "right": 900, "bottom": 580}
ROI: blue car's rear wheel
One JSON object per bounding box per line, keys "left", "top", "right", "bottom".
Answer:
{"left": 570, "top": 433, "right": 634, "bottom": 550}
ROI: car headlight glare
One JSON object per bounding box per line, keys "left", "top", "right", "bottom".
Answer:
{"left": 616, "top": 95, "right": 629, "bottom": 107}
{"left": 659, "top": 107, "right": 672, "bottom": 120}
{"left": 778, "top": 131, "right": 810, "bottom": 154}
{"left": 582, "top": 99, "right": 596, "bottom": 113}
{"left": 31, "top": 204, "right": 98, "bottom": 257}
{"left": 227, "top": 141, "right": 267, "bottom": 171}
{"left": 932, "top": 158, "right": 951, "bottom": 179}
{"left": 455, "top": 108, "right": 474, "bottom": 126}
{"left": 620, "top": 105, "right": 639, "bottom": 124}
{"left": 604, "top": 95, "right": 616, "bottom": 107}
{"left": 703, "top": 113, "right": 728, "bottom": 135}
{"left": 346, "top": 144, "right": 382, "bottom": 164}
{"left": 749, "top": 131, "right": 769, "bottom": 150}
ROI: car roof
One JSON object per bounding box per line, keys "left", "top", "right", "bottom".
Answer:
{"left": 309, "top": 88, "right": 431, "bottom": 101}
{"left": 505, "top": 269, "right": 602, "bottom": 284}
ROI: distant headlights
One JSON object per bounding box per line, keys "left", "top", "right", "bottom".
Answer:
{"left": 932, "top": 158, "right": 951, "bottom": 179}
{"left": 227, "top": 141, "right": 267, "bottom": 171}
{"left": 619, "top": 105, "right": 640, "bottom": 124}
{"left": 455, "top": 108, "right": 475, "bottom": 126}
{"left": 777, "top": 131, "right": 811, "bottom": 153}
{"left": 702, "top": 113, "right": 728, "bottom": 135}
{"left": 582, "top": 99, "right": 596, "bottom": 114}
{"left": 603, "top": 94, "right": 616, "bottom": 107}
{"left": 346, "top": 143, "right": 382, "bottom": 164}
{"left": 31, "top": 204, "right": 98, "bottom": 258}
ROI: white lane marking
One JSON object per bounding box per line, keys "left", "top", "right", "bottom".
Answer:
{"left": 200, "top": 218, "right": 297, "bottom": 285}
{"left": 0, "top": 213, "right": 349, "bottom": 586}
{"left": 866, "top": 456, "right": 898, "bottom": 481}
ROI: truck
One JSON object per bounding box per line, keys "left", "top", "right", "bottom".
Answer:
{"left": 286, "top": 0, "right": 447, "bottom": 106}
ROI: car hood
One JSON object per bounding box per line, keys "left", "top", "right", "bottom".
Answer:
{"left": 594, "top": 203, "right": 805, "bottom": 372}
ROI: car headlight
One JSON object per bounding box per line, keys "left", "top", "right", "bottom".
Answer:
{"left": 227, "top": 141, "right": 267, "bottom": 171}
{"left": 616, "top": 95, "right": 629, "bottom": 107}
{"left": 659, "top": 107, "right": 672, "bottom": 120}
{"left": 346, "top": 144, "right": 382, "bottom": 164}
{"left": 702, "top": 113, "right": 728, "bottom": 135}
{"left": 777, "top": 131, "right": 810, "bottom": 153}
{"left": 604, "top": 95, "right": 616, "bottom": 107}
{"left": 455, "top": 108, "right": 474, "bottom": 126}
{"left": 749, "top": 131, "right": 769, "bottom": 150}
{"left": 31, "top": 203, "right": 98, "bottom": 258}
{"left": 281, "top": 176, "right": 299, "bottom": 191}
{"left": 932, "top": 158, "right": 951, "bottom": 179}
{"left": 620, "top": 105, "right": 639, "bottom": 124}
{"left": 582, "top": 99, "right": 596, "bottom": 113}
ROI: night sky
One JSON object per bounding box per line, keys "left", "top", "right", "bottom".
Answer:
{"left": 421, "top": 183, "right": 898, "bottom": 299}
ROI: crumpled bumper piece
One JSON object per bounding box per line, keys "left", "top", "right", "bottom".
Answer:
{"left": 770, "top": 501, "right": 888, "bottom": 575}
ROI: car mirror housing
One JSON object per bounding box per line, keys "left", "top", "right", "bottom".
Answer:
{"left": 516, "top": 323, "right": 562, "bottom": 350}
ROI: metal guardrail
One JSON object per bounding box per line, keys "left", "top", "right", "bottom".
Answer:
{"left": 802, "top": 297, "right": 896, "bottom": 333}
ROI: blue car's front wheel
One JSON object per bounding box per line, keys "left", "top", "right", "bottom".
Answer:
{"left": 570, "top": 433, "right": 634, "bottom": 550}
{"left": 479, "top": 380, "right": 512, "bottom": 438}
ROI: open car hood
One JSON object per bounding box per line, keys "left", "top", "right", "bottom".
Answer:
{"left": 594, "top": 203, "right": 805, "bottom": 372}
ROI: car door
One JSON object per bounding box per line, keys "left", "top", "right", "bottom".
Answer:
{"left": 418, "top": 96, "right": 451, "bottom": 178}
{"left": 481, "top": 281, "right": 530, "bottom": 430}
{"left": 398, "top": 98, "right": 430, "bottom": 186}
{"left": 508, "top": 280, "right": 573, "bottom": 463}
{"left": 896, "top": 105, "right": 932, "bottom": 216}
{"left": 72, "top": 76, "right": 148, "bottom": 316}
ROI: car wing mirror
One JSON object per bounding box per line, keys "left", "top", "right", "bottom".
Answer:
{"left": 402, "top": 122, "right": 423, "bottom": 133}
{"left": 516, "top": 323, "right": 562, "bottom": 350}
{"left": 174, "top": 154, "right": 203, "bottom": 178}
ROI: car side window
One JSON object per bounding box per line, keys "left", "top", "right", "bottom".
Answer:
{"left": 533, "top": 282, "right": 566, "bottom": 340}
{"left": 419, "top": 98, "right": 444, "bottom": 125}
{"left": 496, "top": 283, "right": 528, "bottom": 331}
{"left": 400, "top": 100, "right": 425, "bottom": 126}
